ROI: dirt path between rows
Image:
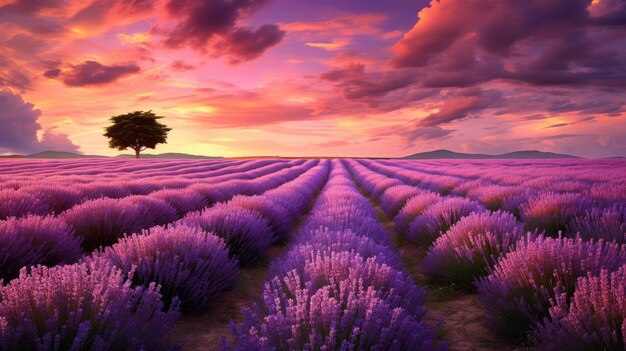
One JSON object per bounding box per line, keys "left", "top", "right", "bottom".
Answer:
{"left": 373, "top": 207, "right": 534, "bottom": 351}
{"left": 165, "top": 172, "right": 329, "bottom": 350}
{"left": 164, "top": 245, "right": 287, "bottom": 351}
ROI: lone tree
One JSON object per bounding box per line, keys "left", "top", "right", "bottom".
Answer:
{"left": 104, "top": 111, "right": 171, "bottom": 159}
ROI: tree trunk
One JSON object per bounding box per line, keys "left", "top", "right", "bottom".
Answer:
{"left": 135, "top": 148, "right": 140, "bottom": 159}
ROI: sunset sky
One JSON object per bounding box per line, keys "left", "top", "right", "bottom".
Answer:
{"left": 1, "top": 0, "right": 625, "bottom": 157}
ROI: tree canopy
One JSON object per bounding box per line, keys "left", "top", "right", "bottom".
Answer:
{"left": 103, "top": 111, "right": 171, "bottom": 158}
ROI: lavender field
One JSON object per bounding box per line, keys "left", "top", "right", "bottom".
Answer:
{"left": 0, "top": 158, "right": 625, "bottom": 351}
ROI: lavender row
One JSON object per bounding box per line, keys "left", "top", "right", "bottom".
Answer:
{"left": 345, "top": 159, "right": 487, "bottom": 246}
{"left": 88, "top": 160, "right": 330, "bottom": 311}
{"left": 346, "top": 160, "right": 523, "bottom": 290}
{"left": 375, "top": 159, "right": 625, "bottom": 222}
{"left": 347, "top": 160, "right": 626, "bottom": 349}
{"left": 0, "top": 161, "right": 330, "bottom": 350}
{"left": 0, "top": 159, "right": 301, "bottom": 219}
{"left": 0, "top": 160, "right": 318, "bottom": 282}
{"left": 379, "top": 159, "right": 625, "bottom": 204}
{"left": 224, "top": 160, "right": 443, "bottom": 350}
{"left": 358, "top": 159, "right": 625, "bottom": 242}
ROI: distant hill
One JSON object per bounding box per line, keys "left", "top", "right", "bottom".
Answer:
{"left": 116, "top": 153, "right": 222, "bottom": 159}
{"left": 404, "top": 149, "right": 580, "bottom": 159}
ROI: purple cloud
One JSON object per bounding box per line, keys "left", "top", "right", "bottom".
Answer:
{"left": 0, "top": 90, "right": 79, "bottom": 154}
{"left": 321, "top": 63, "right": 416, "bottom": 102}
{"left": 161, "top": 0, "right": 284, "bottom": 63}
{"left": 44, "top": 61, "right": 141, "bottom": 87}
{"left": 392, "top": 0, "right": 626, "bottom": 88}
{"left": 419, "top": 88, "right": 503, "bottom": 127}
{"left": 215, "top": 24, "right": 285, "bottom": 64}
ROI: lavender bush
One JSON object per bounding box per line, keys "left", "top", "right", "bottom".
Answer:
{"left": 568, "top": 204, "right": 625, "bottom": 243}
{"left": 92, "top": 225, "right": 238, "bottom": 311}
{"left": 180, "top": 204, "right": 273, "bottom": 265}
{"left": 407, "top": 197, "right": 486, "bottom": 247}
{"left": 477, "top": 235, "right": 626, "bottom": 341}
{"left": 149, "top": 188, "right": 208, "bottom": 218}
{"left": 77, "top": 182, "right": 132, "bottom": 199}
{"left": 294, "top": 228, "right": 402, "bottom": 268}
{"left": 423, "top": 211, "right": 526, "bottom": 289}
{"left": 379, "top": 185, "right": 424, "bottom": 216}
{"left": 61, "top": 198, "right": 146, "bottom": 251}
{"left": 394, "top": 192, "right": 441, "bottom": 236}
{"left": 18, "top": 185, "right": 83, "bottom": 214}
{"left": 533, "top": 265, "right": 626, "bottom": 351}
{"left": 521, "top": 192, "right": 594, "bottom": 236}
{"left": 0, "top": 263, "right": 179, "bottom": 350}
{"left": 226, "top": 279, "right": 442, "bottom": 351}
{"left": 0, "top": 189, "right": 50, "bottom": 220}
{"left": 122, "top": 195, "right": 178, "bottom": 227}
{"left": 465, "top": 184, "right": 529, "bottom": 216}
{"left": 228, "top": 195, "right": 292, "bottom": 243}
{"left": 267, "top": 250, "right": 425, "bottom": 315}
{"left": 0, "top": 215, "right": 83, "bottom": 282}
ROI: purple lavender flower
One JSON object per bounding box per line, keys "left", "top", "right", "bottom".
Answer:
{"left": 0, "top": 262, "right": 179, "bottom": 350}
{"left": 477, "top": 235, "right": 626, "bottom": 341}
{"left": 179, "top": 204, "right": 273, "bottom": 265}
{"left": 465, "top": 184, "right": 529, "bottom": 216}
{"left": 92, "top": 225, "right": 238, "bottom": 311}
{"left": 77, "top": 182, "right": 132, "bottom": 199}
{"left": 267, "top": 249, "right": 425, "bottom": 314}
{"left": 407, "top": 197, "right": 486, "bottom": 247}
{"left": 379, "top": 185, "right": 425, "bottom": 216}
{"left": 423, "top": 211, "right": 526, "bottom": 290}
{"left": 188, "top": 183, "right": 228, "bottom": 204}
{"left": 0, "top": 215, "right": 83, "bottom": 282}
{"left": 568, "top": 204, "right": 626, "bottom": 243}
{"left": 149, "top": 188, "right": 208, "bottom": 218}
{"left": 533, "top": 265, "right": 626, "bottom": 351}
{"left": 394, "top": 192, "right": 441, "bottom": 237}
{"left": 521, "top": 192, "right": 594, "bottom": 236}
{"left": 122, "top": 195, "right": 178, "bottom": 227}
{"left": 294, "top": 228, "right": 402, "bottom": 268}
{"left": 17, "top": 185, "right": 83, "bottom": 214}
{"left": 226, "top": 279, "right": 441, "bottom": 351}
{"left": 61, "top": 197, "right": 146, "bottom": 251}
{"left": 228, "top": 195, "right": 293, "bottom": 244}
{"left": 0, "top": 189, "right": 51, "bottom": 220}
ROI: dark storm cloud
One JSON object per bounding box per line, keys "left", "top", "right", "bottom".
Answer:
{"left": 161, "top": 0, "right": 284, "bottom": 63}
{"left": 44, "top": 61, "right": 141, "bottom": 87}
{"left": 391, "top": 0, "right": 626, "bottom": 88}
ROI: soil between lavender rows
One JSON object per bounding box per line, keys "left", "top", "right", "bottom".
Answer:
{"left": 374, "top": 206, "right": 534, "bottom": 351}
